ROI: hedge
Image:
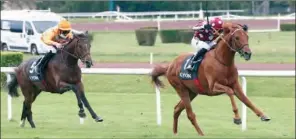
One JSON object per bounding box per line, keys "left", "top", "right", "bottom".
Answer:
{"left": 1, "top": 52, "right": 23, "bottom": 87}
{"left": 159, "top": 29, "right": 181, "bottom": 43}
{"left": 179, "top": 29, "right": 194, "bottom": 44}
{"left": 159, "top": 29, "right": 194, "bottom": 44}
{"left": 135, "top": 27, "right": 158, "bottom": 46}
{"left": 280, "top": 23, "right": 295, "bottom": 31}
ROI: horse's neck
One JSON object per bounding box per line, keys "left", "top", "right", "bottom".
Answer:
{"left": 214, "top": 37, "right": 235, "bottom": 66}
{"left": 55, "top": 48, "right": 78, "bottom": 67}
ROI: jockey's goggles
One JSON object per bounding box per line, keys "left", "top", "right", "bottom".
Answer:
{"left": 60, "top": 30, "right": 70, "bottom": 35}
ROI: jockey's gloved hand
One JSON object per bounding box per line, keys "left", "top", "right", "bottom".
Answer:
{"left": 54, "top": 42, "right": 63, "bottom": 49}
{"left": 204, "top": 24, "right": 212, "bottom": 30}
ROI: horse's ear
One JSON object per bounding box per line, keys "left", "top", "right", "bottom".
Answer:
{"left": 222, "top": 22, "right": 231, "bottom": 34}
{"left": 242, "top": 24, "right": 248, "bottom": 32}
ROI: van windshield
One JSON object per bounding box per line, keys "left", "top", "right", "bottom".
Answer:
{"left": 32, "top": 21, "right": 58, "bottom": 33}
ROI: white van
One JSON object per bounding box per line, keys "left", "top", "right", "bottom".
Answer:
{"left": 1, "top": 10, "right": 65, "bottom": 55}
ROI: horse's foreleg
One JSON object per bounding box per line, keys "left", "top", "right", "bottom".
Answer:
{"left": 173, "top": 91, "right": 197, "bottom": 135}
{"left": 71, "top": 85, "right": 86, "bottom": 119}
{"left": 76, "top": 82, "right": 103, "bottom": 122}
{"left": 233, "top": 81, "right": 270, "bottom": 121}
{"left": 58, "top": 81, "right": 86, "bottom": 119}
{"left": 228, "top": 95, "right": 241, "bottom": 125}
{"left": 212, "top": 82, "right": 241, "bottom": 124}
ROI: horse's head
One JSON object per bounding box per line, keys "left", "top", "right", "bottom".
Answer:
{"left": 64, "top": 30, "right": 93, "bottom": 68}
{"left": 222, "top": 22, "right": 251, "bottom": 61}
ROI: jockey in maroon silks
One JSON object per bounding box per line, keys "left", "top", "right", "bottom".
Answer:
{"left": 186, "top": 17, "right": 224, "bottom": 70}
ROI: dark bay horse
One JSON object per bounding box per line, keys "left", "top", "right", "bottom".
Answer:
{"left": 150, "top": 22, "right": 270, "bottom": 136}
{"left": 6, "top": 31, "right": 103, "bottom": 128}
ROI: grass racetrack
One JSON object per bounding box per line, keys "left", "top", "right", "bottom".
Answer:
{"left": 1, "top": 75, "right": 295, "bottom": 138}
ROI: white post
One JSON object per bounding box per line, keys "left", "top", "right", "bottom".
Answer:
{"left": 155, "top": 86, "right": 162, "bottom": 126}
{"left": 80, "top": 118, "right": 84, "bottom": 124}
{"left": 6, "top": 73, "right": 12, "bottom": 121}
{"left": 150, "top": 52, "right": 153, "bottom": 65}
{"left": 277, "top": 13, "right": 281, "bottom": 31}
{"left": 157, "top": 16, "right": 161, "bottom": 31}
{"left": 241, "top": 76, "right": 247, "bottom": 131}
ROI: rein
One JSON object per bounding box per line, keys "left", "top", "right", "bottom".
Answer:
{"left": 213, "top": 27, "right": 248, "bottom": 66}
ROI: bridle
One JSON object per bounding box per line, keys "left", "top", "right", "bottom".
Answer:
{"left": 58, "top": 35, "right": 91, "bottom": 65}
{"left": 220, "top": 27, "right": 248, "bottom": 54}
{"left": 213, "top": 25, "right": 249, "bottom": 66}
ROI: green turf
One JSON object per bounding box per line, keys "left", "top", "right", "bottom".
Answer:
{"left": 1, "top": 93, "right": 294, "bottom": 138}
{"left": 22, "top": 31, "right": 295, "bottom": 64}
{"left": 1, "top": 75, "right": 295, "bottom": 138}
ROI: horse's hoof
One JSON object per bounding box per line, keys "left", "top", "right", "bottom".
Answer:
{"left": 261, "top": 115, "right": 271, "bottom": 121}
{"left": 233, "top": 118, "right": 242, "bottom": 125}
{"left": 95, "top": 117, "right": 103, "bottom": 122}
{"left": 198, "top": 133, "right": 205, "bottom": 136}
{"left": 78, "top": 112, "right": 86, "bottom": 118}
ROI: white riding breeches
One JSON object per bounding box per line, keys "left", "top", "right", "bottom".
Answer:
{"left": 49, "top": 46, "right": 57, "bottom": 53}
{"left": 190, "top": 37, "right": 216, "bottom": 53}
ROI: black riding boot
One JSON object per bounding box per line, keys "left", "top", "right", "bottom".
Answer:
{"left": 186, "top": 48, "right": 208, "bottom": 70}
{"left": 35, "top": 51, "right": 53, "bottom": 74}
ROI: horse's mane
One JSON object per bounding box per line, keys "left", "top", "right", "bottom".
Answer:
{"left": 72, "top": 30, "right": 89, "bottom": 39}
{"left": 62, "top": 31, "right": 89, "bottom": 48}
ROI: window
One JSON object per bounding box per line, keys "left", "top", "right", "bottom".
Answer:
{"left": 1, "top": 20, "right": 11, "bottom": 30}
{"left": 0, "top": 20, "right": 23, "bottom": 33}
{"left": 25, "top": 21, "right": 34, "bottom": 35}
{"left": 32, "top": 21, "right": 58, "bottom": 33}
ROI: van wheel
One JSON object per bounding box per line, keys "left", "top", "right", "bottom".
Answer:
{"left": 1, "top": 43, "right": 8, "bottom": 51}
{"left": 31, "top": 45, "right": 39, "bottom": 55}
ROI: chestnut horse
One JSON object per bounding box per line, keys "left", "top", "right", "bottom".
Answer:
{"left": 6, "top": 31, "right": 103, "bottom": 128}
{"left": 150, "top": 22, "right": 270, "bottom": 136}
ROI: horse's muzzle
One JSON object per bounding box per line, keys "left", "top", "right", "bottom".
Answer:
{"left": 85, "top": 61, "right": 93, "bottom": 68}
{"left": 243, "top": 51, "right": 252, "bottom": 61}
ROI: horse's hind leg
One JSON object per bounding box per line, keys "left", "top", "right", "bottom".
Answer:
{"left": 175, "top": 87, "right": 204, "bottom": 136}
{"left": 173, "top": 91, "right": 197, "bottom": 135}
{"left": 20, "top": 87, "right": 40, "bottom": 128}
{"left": 20, "top": 101, "right": 27, "bottom": 127}
{"left": 26, "top": 90, "right": 41, "bottom": 128}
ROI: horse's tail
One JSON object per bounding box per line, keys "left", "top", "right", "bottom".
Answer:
{"left": 6, "top": 70, "right": 20, "bottom": 97}
{"left": 150, "top": 64, "right": 169, "bottom": 88}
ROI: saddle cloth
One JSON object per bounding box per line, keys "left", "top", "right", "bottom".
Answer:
{"left": 178, "top": 54, "right": 204, "bottom": 80}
